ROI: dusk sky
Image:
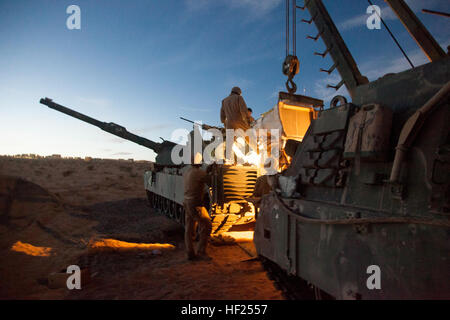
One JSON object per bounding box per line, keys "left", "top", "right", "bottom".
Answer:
{"left": 1, "top": 0, "right": 449, "bottom": 161}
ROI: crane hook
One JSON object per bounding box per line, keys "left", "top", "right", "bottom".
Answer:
{"left": 282, "top": 55, "right": 300, "bottom": 94}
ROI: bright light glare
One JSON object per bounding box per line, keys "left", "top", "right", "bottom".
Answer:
{"left": 89, "top": 238, "right": 176, "bottom": 251}
{"left": 11, "top": 241, "right": 53, "bottom": 257}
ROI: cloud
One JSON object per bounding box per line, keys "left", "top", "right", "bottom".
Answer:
{"left": 338, "top": 0, "right": 443, "bottom": 31}
{"left": 228, "top": 0, "right": 283, "bottom": 17}
{"left": 338, "top": 5, "right": 396, "bottom": 31}
{"left": 360, "top": 49, "right": 429, "bottom": 80}
{"left": 312, "top": 73, "right": 348, "bottom": 106}
{"left": 184, "top": 0, "right": 282, "bottom": 17}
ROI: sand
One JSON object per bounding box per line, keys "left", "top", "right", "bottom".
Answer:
{"left": 0, "top": 156, "right": 283, "bottom": 300}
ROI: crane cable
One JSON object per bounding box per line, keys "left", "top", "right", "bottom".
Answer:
{"left": 367, "top": 0, "right": 415, "bottom": 68}
{"left": 293, "top": 0, "right": 296, "bottom": 57}
{"left": 283, "top": 0, "right": 300, "bottom": 94}
{"left": 285, "top": 0, "right": 297, "bottom": 56}
{"left": 286, "top": 0, "right": 289, "bottom": 57}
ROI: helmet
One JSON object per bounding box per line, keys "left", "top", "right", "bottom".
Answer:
{"left": 231, "top": 87, "right": 242, "bottom": 95}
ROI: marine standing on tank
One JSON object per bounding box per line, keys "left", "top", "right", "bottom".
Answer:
{"left": 220, "top": 87, "right": 256, "bottom": 163}
{"left": 220, "top": 87, "right": 250, "bottom": 131}
{"left": 183, "top": 152, "right": 212, "bottom": 261}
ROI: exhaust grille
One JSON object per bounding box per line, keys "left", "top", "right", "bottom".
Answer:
{"left": 222, "top": 166, "right": 258, "bottom": 202}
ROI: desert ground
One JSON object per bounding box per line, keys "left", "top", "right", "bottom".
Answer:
{"left": 0, "top": 155, "right": 283, "bottom": 299}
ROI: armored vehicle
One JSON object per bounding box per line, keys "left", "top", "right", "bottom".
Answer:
{"left": 254, "top": 0, "right": 450, "bottom": 299}
{"left": 39, "top": 96, "right": 319, "bottom": 234}
{"left": 40, "top": 0, "right": 448, "bottom": 299}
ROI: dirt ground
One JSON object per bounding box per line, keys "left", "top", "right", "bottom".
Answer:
{"left": 0, "top": 156, "right": 283, "bottom": 300}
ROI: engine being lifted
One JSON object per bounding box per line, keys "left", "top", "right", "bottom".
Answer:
{"left": 144, "top": 92, "right": 323, "bottom": 234}
{"left": 39, "top": 91, "right": 323, "bottom": 236}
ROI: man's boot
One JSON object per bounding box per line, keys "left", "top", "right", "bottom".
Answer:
{"left": 187, "top": 251, "right": 196, "bottom": 261}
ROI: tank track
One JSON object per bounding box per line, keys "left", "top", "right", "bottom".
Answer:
{"left": 211, "top": 214, "right": 240, "bottom": 234}
{"left": 260, "top": 256, "right": 334, "bottom": 300}
{"left": 146, "top": 191, "right": 247, "bottom": 234}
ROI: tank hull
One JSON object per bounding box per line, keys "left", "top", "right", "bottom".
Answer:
{"left": 144, "top": 165, "right": 258, "bottom": 233}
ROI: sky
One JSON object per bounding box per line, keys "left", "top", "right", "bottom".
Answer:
{"left": 1, "top": 0, "right": 449, "bottom": 161}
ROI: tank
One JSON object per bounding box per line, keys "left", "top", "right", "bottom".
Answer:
{"left": 40, "top": 98, "right": 262, "bottom": 233}
{"left": 39, "top": 96, "right": 321, "bottom": 234}
{"left": 253, "top": 0, "right": 450, "bottom": 299}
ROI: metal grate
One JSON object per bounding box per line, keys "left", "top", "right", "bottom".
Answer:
{"left": 222, "top": 166, "right": 258, "bottom": 201}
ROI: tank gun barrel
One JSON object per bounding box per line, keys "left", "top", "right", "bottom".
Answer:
{"left": 40, "top": 97, "right": 165, "bottom": 153}
{"left": 180, "top": 117, "right": 224, "bottom": 132}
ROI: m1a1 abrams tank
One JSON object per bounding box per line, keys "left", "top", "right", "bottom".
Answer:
{"left": 38, "top": 98, "right": 247, "bottom": 233}
{"left": 254, "top": 0, "right": 450, "bottom": 299}
{"left": 40, "top": 92, "right": 323, "bottom": 234}
{"left": 39, "top": 97, "right": 322, "bottom": 234}
{"left": 39, "top": 98, "right": 262, "bottom": 233}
